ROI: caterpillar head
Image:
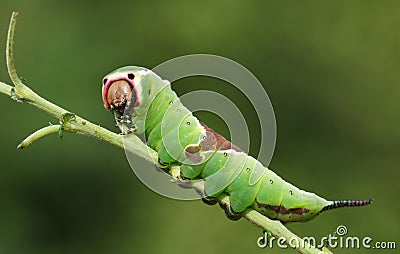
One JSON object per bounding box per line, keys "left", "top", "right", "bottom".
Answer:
{"left": 102, "top": 66, "right": 169, "bottom": 134}
{"left": 102, "top": 66, "right": 151, "bottom": 114}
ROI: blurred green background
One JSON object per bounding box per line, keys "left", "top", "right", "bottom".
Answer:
{"left": 0, "top": 1, "right": 399, "bottom": 253}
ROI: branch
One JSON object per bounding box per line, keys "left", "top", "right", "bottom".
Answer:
{"left": 17, "top": 124, "right": 60, "bottom": 149}
{"left": 0, "top": 11, "right": 332, "bottom": 254}
{"left": 0, "top": 81, "right": 12, "bottom": 96}
{"left": 6, "top": 12, "right": 23, "bottom": 88}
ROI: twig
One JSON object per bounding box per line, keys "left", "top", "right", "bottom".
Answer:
{"left": 0, "top": 11, "right": 332, "bottom": 254}
{"left": 0, "top": 81, "right": 13, "bottom": 96}
{"left": 6, "top": 12, "right": 23, "bottom": 88}
{"left": 17, "top": 124, "right": 60, "bottom": 149}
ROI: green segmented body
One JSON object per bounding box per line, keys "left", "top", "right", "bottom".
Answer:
{"left": 102, "top": 66, "right": 372, "bottom": 223}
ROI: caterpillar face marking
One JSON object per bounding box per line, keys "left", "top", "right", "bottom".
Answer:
{"left": 106, "top": 80, "right": 133, "bottom": 112}
{"left": 102, "top": 66, "right": 373, "bottom": 223}
{"left": 102, "top": 73, "right": 138, "bottom": 113}
{"left": 127, "top": 73, "right": 135, "bottom": 80}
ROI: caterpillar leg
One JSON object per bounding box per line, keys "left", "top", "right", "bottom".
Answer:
{"left": 157, "top": 157, "right": 170, "bottom": 169}
{"left": 119, "top": 114, "right": 132, "bottom": 124}
{"left": 116, "top": 114, "right": 136, "bottom": 135}
{"left": 219, "top": 202, "right": 242, "bottom": 221}
{"left": 175, "top": 172, "right": 196, "bottom": 189}
{"left": 169, "top": 165, "right": 200, "bottom": 190}
{"left": 124, "top": 128, "right": 136, "bottom": 135}
{"left": 202, "top": 196, "right": 218, "bottom": 206}
{"left": 154, "top": 165, "right": 166, "bottom": 173}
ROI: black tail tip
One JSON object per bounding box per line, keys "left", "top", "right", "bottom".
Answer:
{"left": 321, "top": 198, "right": 373, "bottom": 213}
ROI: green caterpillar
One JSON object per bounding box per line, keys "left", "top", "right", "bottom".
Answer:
{"left": 102, "top": 66, "right": 372, "bottom": 222}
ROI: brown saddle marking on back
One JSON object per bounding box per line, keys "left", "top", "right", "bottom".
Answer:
{"left": 199, "top": 122, "right": 243, "bottom": 152}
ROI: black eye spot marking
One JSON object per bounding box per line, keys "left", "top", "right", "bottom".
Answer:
{"left": 103, "top": 78, "right": 108, "bottom": 85}
{"left": 289, "top": 190, "right": 293, "bottom": 195}
{"left": 127, "top": 73, "right": 135, "bottom": 80}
